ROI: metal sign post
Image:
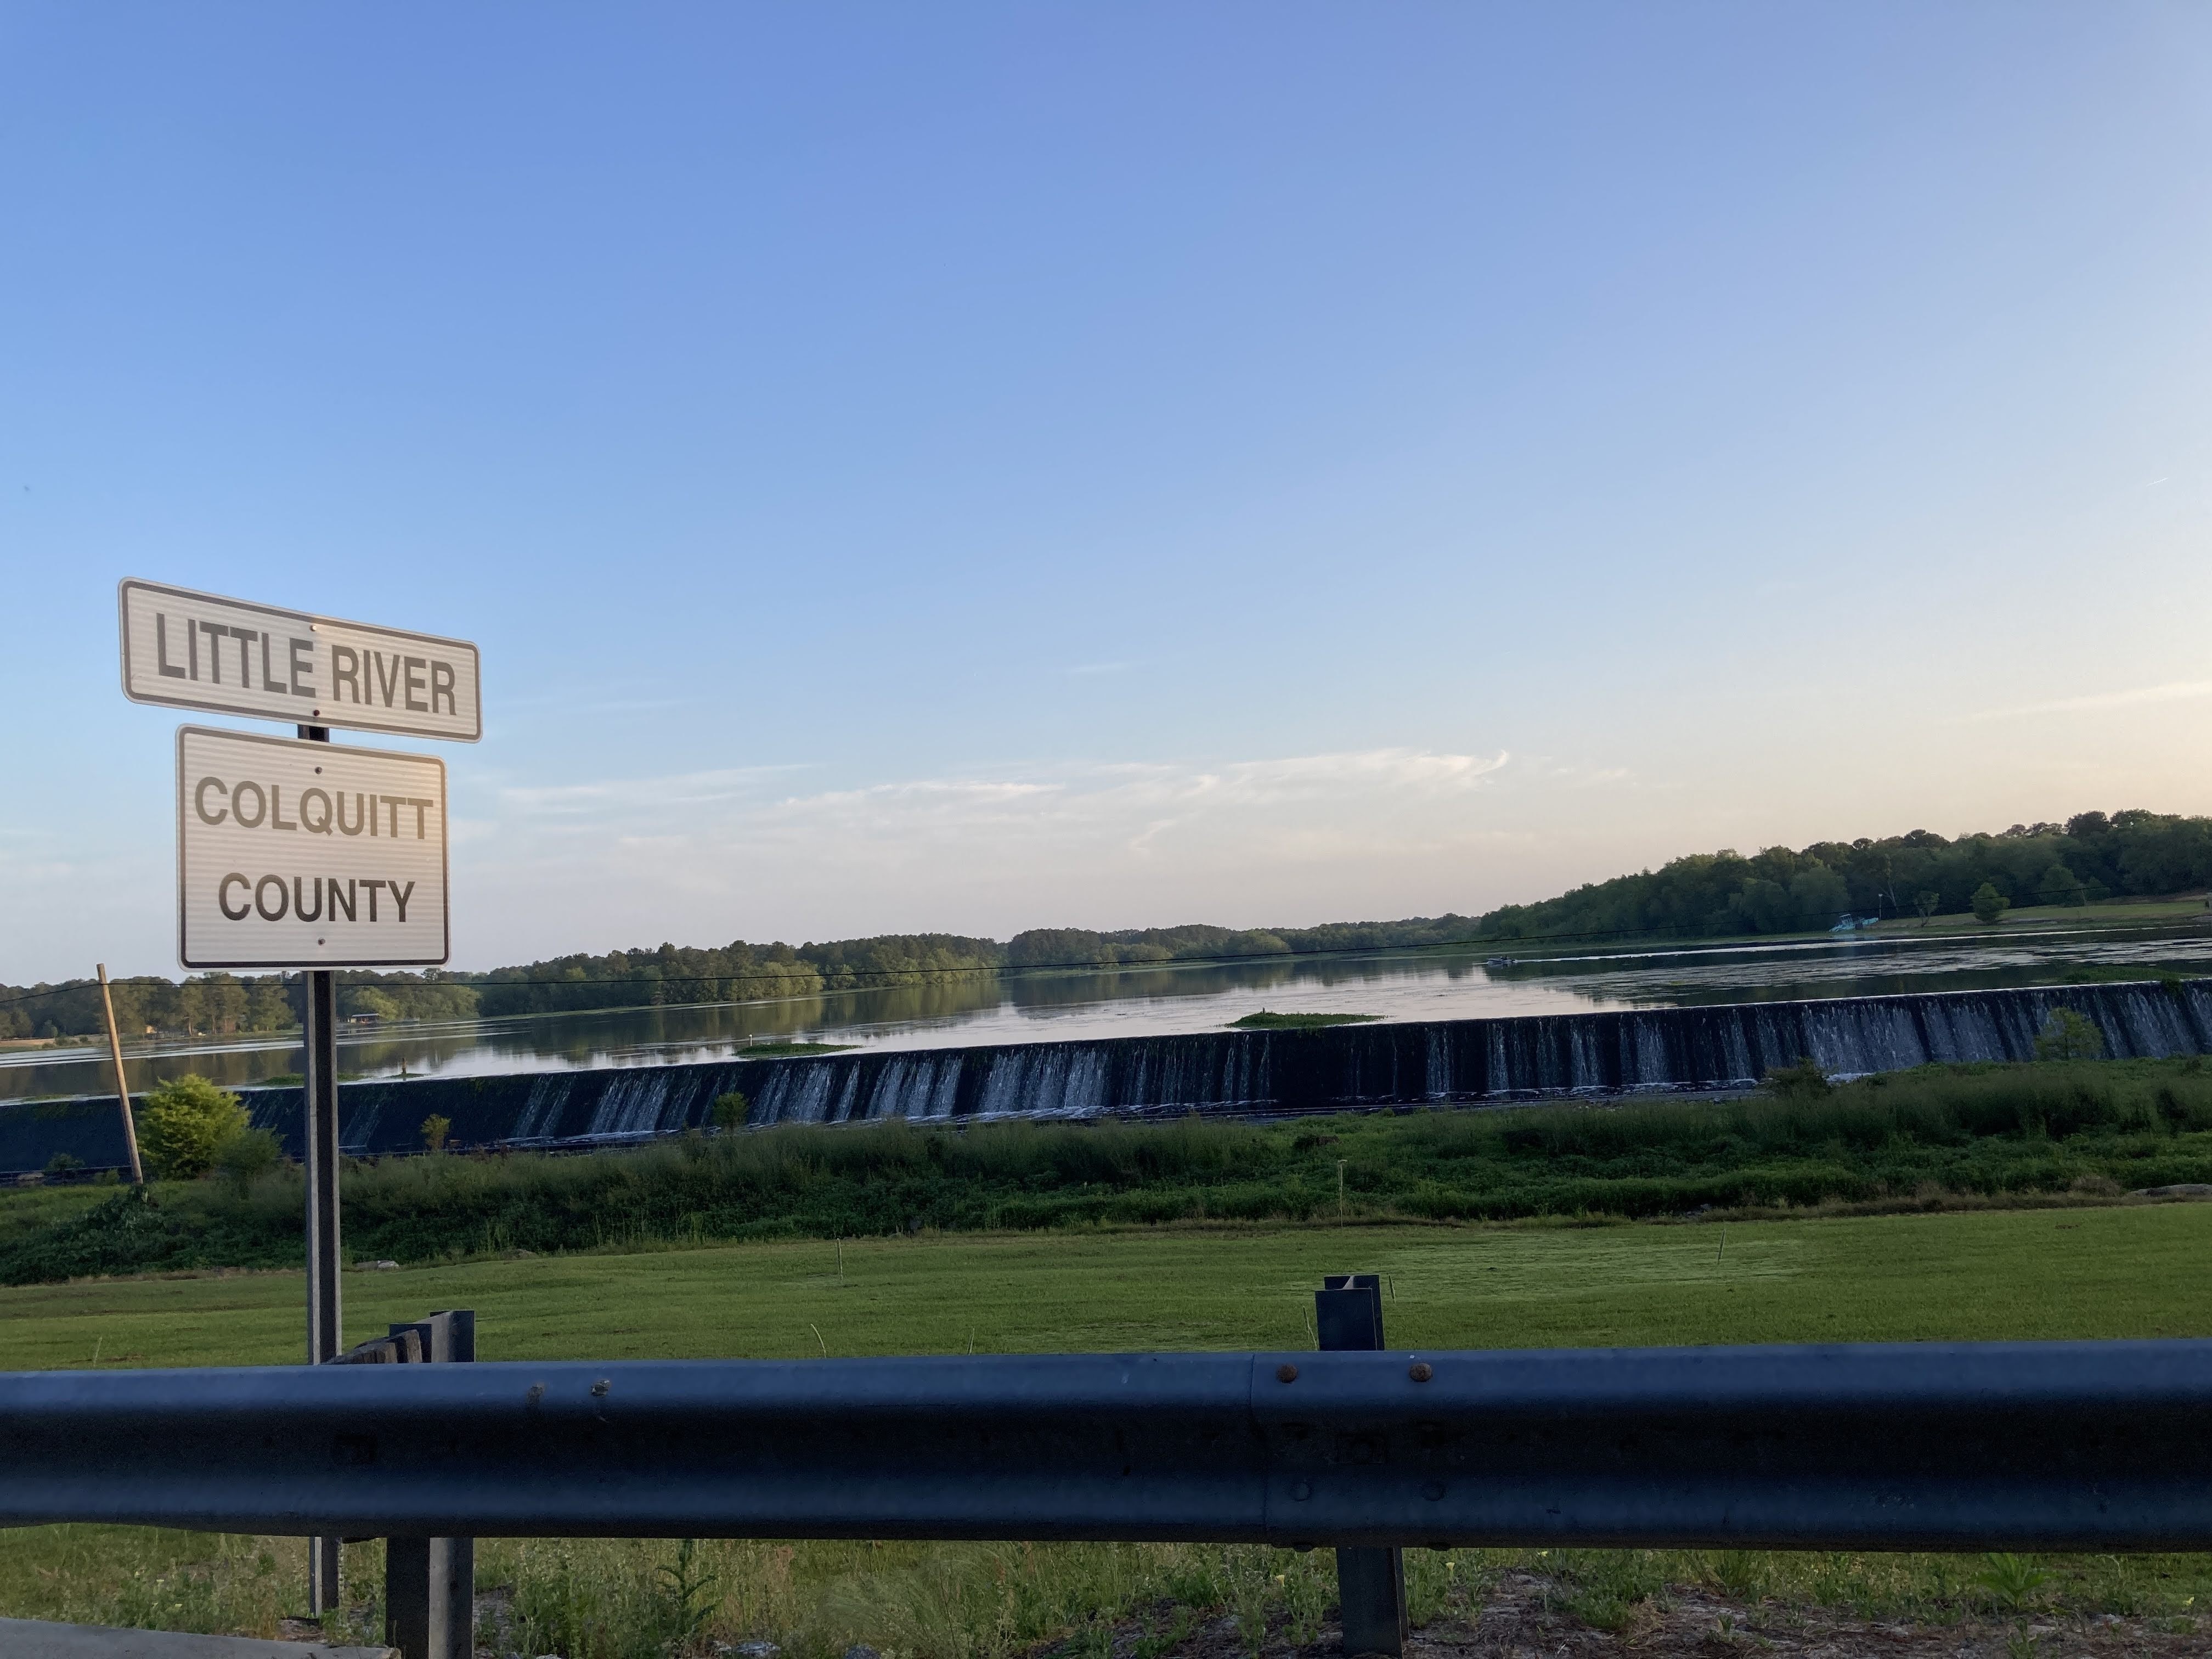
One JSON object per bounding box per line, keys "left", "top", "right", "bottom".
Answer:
{"left": 119, "top": 578, "right": 478, "bottom": 1627}
{"left": 300, "top": 720, "right": 343, "bottom": 1617}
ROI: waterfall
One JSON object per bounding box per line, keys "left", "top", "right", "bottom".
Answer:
{"left": 7, "top": 979, "right": 2210, "bottom": 1172}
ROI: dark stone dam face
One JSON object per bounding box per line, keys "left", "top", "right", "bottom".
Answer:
{"left": 5, "top": 979, "right": 2210, "bottom": 1175}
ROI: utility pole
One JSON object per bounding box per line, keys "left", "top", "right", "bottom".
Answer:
{"left": 95, "top": 964, "right": 144, "bottom": 1185}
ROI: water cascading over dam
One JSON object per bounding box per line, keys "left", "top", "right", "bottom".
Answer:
{"left": 4, "top": 979, "right": 2209, "bottom": 1173}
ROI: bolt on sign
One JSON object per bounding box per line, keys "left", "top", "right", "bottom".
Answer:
{"left": 120, "top": 579, "right": 482, "bottom": 743}
{"left": 177, "top": 726, "right": 449, "bottom": 969}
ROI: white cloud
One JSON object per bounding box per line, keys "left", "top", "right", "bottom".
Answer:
{"left": 457, "top": 746, "right": 1515, "bottom": 952}
{"left": 1961, "top": 680, "right": 2212, "bottom": 723}
{"left": 498, "top": 763, "right": 817, "bottom": 814}
{"left": 498, "top": 747, "right": 1506, "bottom": 839}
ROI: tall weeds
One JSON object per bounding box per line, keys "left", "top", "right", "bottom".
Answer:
{"left": 7, "top": 1530, "right": 2210, "bottom": 1656}
{"left": 9, "top": 1059, "right": 2212, "bottom": 1284}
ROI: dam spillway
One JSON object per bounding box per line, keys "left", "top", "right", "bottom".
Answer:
{"left": 4, "top": 978, "right": 2210, "bottom": 1174}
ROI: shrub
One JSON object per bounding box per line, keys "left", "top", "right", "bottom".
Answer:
{"left": 137, "top": 1075, "right": 248, "bottom": 1180}
{"left": 1971, "top": 882, "right": 2010, "bottom": 924}
{"left": 2037, "top": 864, "right": 2087, "bottom": 906}
{"left": 421, "top": 1114, "right": 453, "bottom": 1153}
{"left": 2034, "top": 1008, "right": 2104, "bottom": 1063}
{"left": 213, "top": 1127, "right": 282, "bottom": 1191}
{"left": 0, "top": 1186, "right": 194, "bottom": 1285}
{"left": 14, "top": 1057, "right": 2212, "bottom": 1284}
{"left": 1971, "top": 1552, "right": 2052, "bottom": 1612}
{"left": 1762, "top": 1057, "right": 1831, "bottom": 1101}
{"left": 710, "top": 1091, "right": 749, "bottom": 1132}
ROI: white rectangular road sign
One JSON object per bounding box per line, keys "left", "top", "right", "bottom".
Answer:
{"left": 122, "top": 579, "right": 481, "bottom": 742}
{"left": 178, "top": 726, "right": 449, "bottom": 969}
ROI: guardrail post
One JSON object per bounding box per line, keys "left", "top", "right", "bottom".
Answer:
{"left": 383, "top": 1310, "right": 475, "bottom": 1659}
{"left": 1316, "top": 1273, "right": 1405, "bottom": 1658}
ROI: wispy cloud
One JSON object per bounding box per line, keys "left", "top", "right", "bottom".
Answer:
{"left": 477, "top": 747, "right": 1511, "bottom": 876}
{"left": 499, "top": 763, "right": 818, "bottom": 813}
{"left": 445, "top": 743, "right": 1546, "bottom": 957}
{"left": 496, "top": 685, "right": 705, "bottom": 714}
{"left": 1961, "top": 681, "right": 2212, "bottom": 723}
{"left": 0, "top": 734, "right": 1527, "bottom": 978}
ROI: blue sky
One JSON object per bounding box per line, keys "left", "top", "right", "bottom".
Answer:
{"left": 4, "top": 3, "right": 2210, "bottom": 979}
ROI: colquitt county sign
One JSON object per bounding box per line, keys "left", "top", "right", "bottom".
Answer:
{"left": 176, "top": 725, "right": 449, "bottom": 969}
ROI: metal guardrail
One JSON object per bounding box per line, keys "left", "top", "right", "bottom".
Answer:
{"left": 8, "top": 1338, "right": 2212, "bottom": 1552}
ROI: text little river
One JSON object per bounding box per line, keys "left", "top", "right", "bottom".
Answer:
{"left": 153, "top": 610, "right": 462, "bottom": 717}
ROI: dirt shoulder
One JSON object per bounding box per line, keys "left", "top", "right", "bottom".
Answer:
{"left": 1082, "top": 1572, "right": 2203, "bottom": 1659}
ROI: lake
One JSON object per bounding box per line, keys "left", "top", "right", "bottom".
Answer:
{"left": 9, "top": 919, "right": 2212, "bottom": 1103}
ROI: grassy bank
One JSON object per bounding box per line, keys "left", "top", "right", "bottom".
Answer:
{"left": 10, "top": 1058, "right": 2212, "bottom": 1285}
{"left": 1226, "top": 1011, "right": 1381, "bottom": 1029}
{"left": 1858, "top": 894, "right": 2210, "bottom": 938}
{"left": 5, "top": 1207, "right": 2212, "bottom": 1654}
{"left": 7, "top": 1201, "right": 2212, "bottom": 1368}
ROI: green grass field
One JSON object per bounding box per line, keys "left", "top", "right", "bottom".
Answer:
{"left": 7, "top": 1201, "right": 2212, "bottom": 1372}
{"left": 1861, "top": 894, "right": 2210, "bottom": 937}
{"left": 8, "top": 1206, "right": 2212, "bottom": 1655}
{"left": 1468, "top": 893, "right": 2208, "bottom": 959}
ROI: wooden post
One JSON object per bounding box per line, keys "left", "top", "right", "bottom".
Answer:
{"left": 95, "top": 965, "right": 144, "bottom": 1186}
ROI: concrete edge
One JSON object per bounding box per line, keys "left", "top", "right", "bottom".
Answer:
{"left": 0, "top": 1615, "right": 396, "bottom": 1658}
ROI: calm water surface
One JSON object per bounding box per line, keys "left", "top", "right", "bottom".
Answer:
{"left": 10, "top": 922, "right": 2212, "bottom": 1103}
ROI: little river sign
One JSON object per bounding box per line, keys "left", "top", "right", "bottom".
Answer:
{"left": 116, "top": 578, "right": 475, "bottom": 969}
{"left": 120, "top": 578, "right": 482, "bottom": 742}
{"left": 176, "top": 725, "right": 449, "bottom": 969}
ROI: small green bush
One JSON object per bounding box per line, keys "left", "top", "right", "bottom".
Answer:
{"left": 213, "top": 1127, "right": 282, "bottom": 1192}
{"left": 1971, "top": 1551, "right": 2052, "bottom": 1612}
{"left": 2034, "top": 1008, "right": 2104, "bottom": 1063}
{"left": 1762, "top": 1057, "right": 1832, "bottom": 1101}
{"left": 137, "top": 1075, "right": 247, "bottom": 1181}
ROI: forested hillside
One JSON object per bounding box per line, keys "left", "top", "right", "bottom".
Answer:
{"left": 1477, "top": 809, "right": 2212, "bottom": 945}
{"left": 7, "top": 809, "right": 2207, "bottom": 1041}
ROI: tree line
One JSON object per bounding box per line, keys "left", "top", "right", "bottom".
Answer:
{"left": 7, "top": 807, "right": 2208, "bottom": 1042}
{"left": 0, "top": 972, "right": 479, "bottom": 1044}
{"left": 1474, "top": 809, "right": 2212, "bottom": 945}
